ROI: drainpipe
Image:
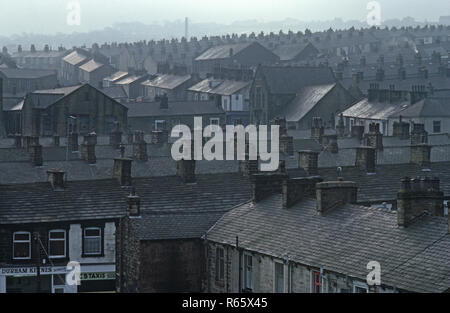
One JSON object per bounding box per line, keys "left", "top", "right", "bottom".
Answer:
{"left": 236, "top": 236, "right": 241, "bottom": 293}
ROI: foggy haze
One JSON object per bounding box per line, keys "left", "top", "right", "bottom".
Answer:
{"left": 0, "top": 0, "right": 449, "bottom": 36}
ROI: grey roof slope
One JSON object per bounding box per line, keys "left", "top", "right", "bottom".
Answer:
{"left": 188, "top": 79, "right": 250, "bottom": 96}
{"left": 272, "top": 43, "right": 317, "bottom": 61}
{"left": 0, "top": 68, "right": 56, "bottom": 79}
{"left": 279, "top": 84, "right": 336, "bottom": 122}
{"left": 390, "top": 98, "right": 450, "bottom": 118}
{"left": 342, "top": 98, "right": 411, "bottom": 120}
{"left": 258, "top": 66, "right": 336, "bottom": 94}
{"left": 0, "top": 178, "right": 128, "bottom": 224}
{"left": 206, "top": 195, "right": 450, "bottom": 293}
{"left": 195, "top": 42, "right": 253, "bottom": 61}
{"left": 131, "top": 173, "right": 252, "bottom": 240}
{"left": 142, "top": 74, "right": 191, "bottom": 90}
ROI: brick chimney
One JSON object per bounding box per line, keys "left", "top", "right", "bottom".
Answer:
{"left": 53, "top": 134, "right": 60, "bottom": 147}
{"left": 251, "top": 173, "right": 287, "bottom": 203}
{"left": 375, "top": 67, "right": 385, "bottom": 81}
{"left": 14, "top": 134, "right": 22, "bottom": 148}
{"left": 127, "top": 187, "right": 141, "bottom": 217}
{"left": 239, "top": 153, "right": 259, "bottom": 176}
{"left": 398, "top": 67, "right": 406, "bottom": 80}
{"left": 316, "top": 181, "right": 358, "bottom": 216}
{"left": 133, "top": 131, "right": 148, "bottom": 162}
{"left": 355, "top": 146, "right": 376, "bottom": 173}
{"left": 47, "top": 169, "right": 65, "bottom": 191}
{"left": 110, "top": 121, "right": 122, "bottom": 149}
{"left": 410, "top": 85, "right": 427, "bottom": 105}
{"left": 81, "top": 132, "right": 97, "bottom": 164}
{"left": 311, "top": 117, "right": 324, "bottom": 141}
{"left": 298, "top": 150, "right": 319, "bottom": 176}
{"left": 392, "top": 116, "right": 410, "bottom": 140}
{"left": 159, "top": 94, "right": 169, "bottom": 109}
{"left": 410, "top": 143, "right": 431, "bottom": 168}
{"left": 365, "top": 123, "right": 383, "bottom": 151}
{"left": 397, "top": 177, "right": 444, "bottom": 227}
{"left": 30, "top": 143, "right": 43, "bottom": 167}
{"left": 336, "top": 114, "right": 345, "bottom": 138}
{"left": 177, "top": 159, "right": 196, "bottom": 183}
{"left": 68, "top": 132, "right": 79, "bottom": 152}
{"left": 282, "top": 176, "right": 323, "bottom": 208}
{"left": 411, "top": 123, "right": 428, "bottom": 145}
{"left": 351, "top": 125, "right": 365, "bottom": 141}
{"left": 113, "top": 145, "right": 133, "bottom": 186}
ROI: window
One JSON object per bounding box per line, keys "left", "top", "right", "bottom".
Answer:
{"left": 83, "top": 227, "right": 102, "bottom": 256}
{"left": 433, "top": 121, "right": 441, "bottom": 133}
{"left": 444, "top": 201, "right": 449, "bottom": 216}
{"left": 13, "top": 232, "right": 31, "bottom": 260}
{"left": 244, "top": 254, "right": 253, "bottom": 290}
{"left": 210, "top": 118, "right": 220, "bottom": 126}
{"left": 48, "top": 230, "right": 66, "bottom": 258}
{"left": 274, "top": 262, "right": 285, "bottom": 293}
{"left": 312, "top": 271, "right": 322, "bottom": 293}
{"left": 215, "top": 247, "right": 225, "bottom": 281}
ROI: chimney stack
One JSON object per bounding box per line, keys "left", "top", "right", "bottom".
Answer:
{"left": 397, "top": 177, "right": 444, "bottom": 227}
{"left": 133, "top": 131, "right": 148, "bottom": 161}
{"left": 410, "top": 143, "right": 431, "bottom": 168}
{"left": 68, "top": 132, "right": 79, "bottom": 152}
{"left": 282, "top": 177, "right": 323, "bottom": 208}
{"left": 336, "top": 114, "right": 345, "bottom": 138}
{"left": 311, "top": 117, "right": 324, "bottom": 141}
{"left": 251, "top": 173, "right": 287, "bottom": 203}
{"left": 298, "top": 150, "right": 319, "bottom": 176}
{"left": 53, "top": 134, "right": 60, "bottom": 147}
{"left": 316, "top": 181, "right": 358, "bottom": 216}
{"left": 14, "top": 134, "right": 22, "bottom": 148}
{"left": 365, "top": 123, "right": 383, "bottom": 151}
{"left": 81, "top": 132, "right": 97, "bottom": 164}
{"left": 113, "top": 145, "right": 133, "bottom": 186}
{"left": 127, "top": 188, "right": 141, "bottom": 217}
{"left": 110, "top": 121, "right": 123, "bottom": 149}
{"left": 411, "top": 123, "right": 428, "bottom": 145}
{"left": 177, "top": 159, "right": 196, "bottom": 183}
{"left": 355, "top": 146, "right": 376, "bottom": 173}
{"left": 47, "top": 169, "right": 65, "bottom": 191}
{"left": 392, "top": 117, "right": 410, "bottom": 140}
{"left": 30, "top": 143, "right": 43, "bottom": 167}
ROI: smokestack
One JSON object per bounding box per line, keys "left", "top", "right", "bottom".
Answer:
{"left": 185, "top": 17, "right": 189, "bottom": 40}
{"left": 0, "top": 78, "right": 4, "bottom": 137}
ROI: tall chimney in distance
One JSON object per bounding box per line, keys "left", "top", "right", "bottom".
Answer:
{"left": 185, "top": 17, "right": 189, "bottom": 40}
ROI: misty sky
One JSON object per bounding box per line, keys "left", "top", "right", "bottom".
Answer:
{"left": 0, "top": 0, "right": 449, "bottom": 36}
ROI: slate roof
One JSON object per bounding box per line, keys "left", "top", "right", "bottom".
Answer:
{"left": 390, "top": 98, "right": 450, "bottom": 118}
{"left": 0, "top": 179, "right": 128, "bottom": 224}
{"left": 258, "top": 66, "right": 336, "bottom": 94}
{"left": 115, "top": 75, "right": 146, "bottom": 85}
{"left": 142, "top": 74, "right": 191, "bottom": 90}
{"left": 103, "top": 71, "right": 129, "bottom": 83}
{"left": 188, "top": 78, "right": 250, "bottom": 96}
{"left": 279, "top": 84, "right": 336, "bottom": 122}
{"left": 62, "top": 50, "right": 89, "bottom": 66}
{"left": 206, "top": 195, "right": 450, "bottom": 293}
{"left": 0, "top": 68, "right": 56, "bottom": 79}
{"left": 79, "top": 59, "right": 105, "bottom": 73}
{"left": 272, "top": 43, "right": 317, "bottom": 61}
{"left": 195, "top": 42, "right": 253, "bottom": 61}
{"left": 131, "top": 173, "right": 252, "bottom": 240}
{"left": 125, "top": 100, "right": 223, "bottom": 118}
{"left": 341, "top": 98, "right": 411, "bottom": 120}
{"left": 102, "top": 85, "right": 128, "bottom": 99}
